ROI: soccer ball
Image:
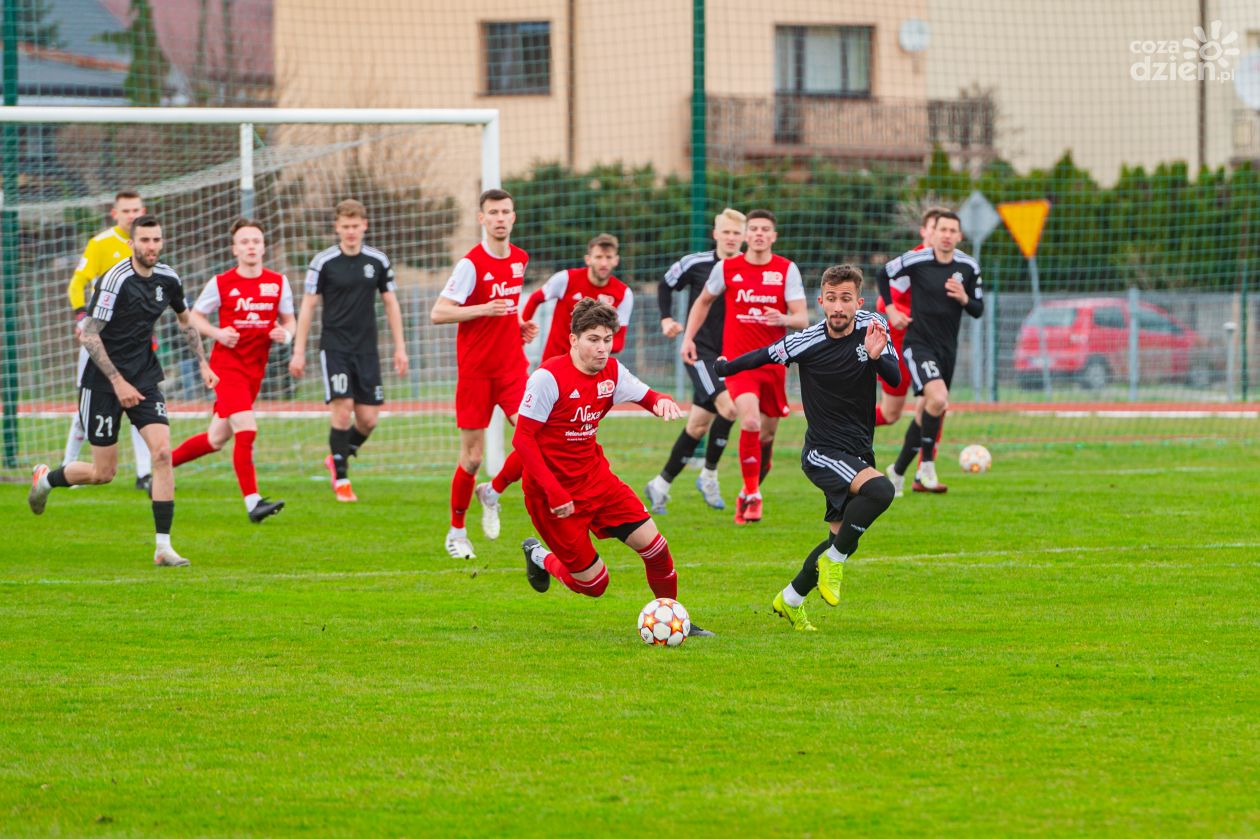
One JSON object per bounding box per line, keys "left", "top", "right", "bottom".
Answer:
{"left": 959, "top": 444, "right": 992, "bottom": 473}
{"left": 637, "top": 598, "right": 690, "bottom": 647}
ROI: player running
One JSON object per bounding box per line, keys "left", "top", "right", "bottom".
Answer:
{"left": 430, "top": 188, "right": 538, "bottom": 560}
{"left": 29, "top": 216, "right": 218, "bottom": 567}
{"left": 521, "top": 233, "right": 633, "bottom": 360}
{"left": 514, "top": 299, "right": 714, "bottom": 637}
{"left": 880, "top": 211, "right": 983, "bottom": 494}
{"left": 680, "top": 209, "right": 808, "bottom": 525}
{"left": 713, "top": 266, "right": 899, "bottom": 631}
{"left": 63, "top": 189, "right": 153, "bottom": 491}
{"left": 170, "top": 219, "right": 295, "bottom": 522}
{"left": 644, "top": 208, "right": 745, "bottom": 514}
{"left": 289, "top": 199, "right": 409, "bottom": 503}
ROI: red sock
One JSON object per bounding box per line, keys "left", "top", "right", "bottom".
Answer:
{"left": 450, "top": 465, "right": 476, "bottom": 527}
{"left": 637, "top": 533, "right": 677, "bottom": 599}
{"left": 172, "top": 432, "right": 217, "bottom": 467}
{"left": 232, "top": 430, "right": 258, "bottom": 497}
{"left": 572, "top": 565, "right": 610, "bottom": 598}
{"left": 543, "top": 552, "right": 580, "bottom": 592}
{"left": 875, "top": 405, "right": 888, "bottom": 426}
{"left": 491, "top": 449, "right": 523, "bottom": 494}
{"left": 739, "top": 429, "right": 761, "bottom": 495}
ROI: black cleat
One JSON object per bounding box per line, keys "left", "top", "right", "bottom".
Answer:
{"left": 522, "top": 538, "right": 551, "bottom": 592}
{"left": 687, "top": 623, "right": 716, "bottom": 638}
{"left": 248, "top": 497, "right": 285, "bottom": 523}
{"left": 135, "top": 474, "right": 152, "bottom": 495}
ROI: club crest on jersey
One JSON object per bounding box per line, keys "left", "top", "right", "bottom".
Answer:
{"left": 364, "top": 264, "right": 376, "bottom": 279}
{"left": 597, "top": 293, "right": 615, "bottom": 305}
{"left": 259, "top": 282, "right": 280, "bottom": 297}
{"left": 597, "top": 379, "right": 614, "bottom": 398}
{"left": 856, "top": 344, "right": 869, "bottom": 362}
{"left": 952, "top": 272, "right": 964, "bottom": 283}
{"left": 155, "top": 286, "right": 164, "bottom": 302}
{"left": 511, "top": 262, "right": 525, "bottom": 278}
{"left": 762, "top": 271, "right": 784, "bottom": 285}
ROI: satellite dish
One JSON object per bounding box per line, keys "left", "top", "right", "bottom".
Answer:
{"left": 899, "top": 19, "right": 931, "bottom": 54}
{"left": 1234, "top": 50, "right": 1260, "bottom": 110}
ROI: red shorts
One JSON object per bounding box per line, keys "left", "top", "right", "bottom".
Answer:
{"left": 726, "top": 366, "right": 790, "bottom": 417}
{"left": 880, "top": 328, "right": 911, "bottom": 397}
{"left": 456, "top": 370, "right": 527, "bottom": 430}
{"left": 522, "top": 475, "right": 649, "bottom": 572}
{"left": 213, "top": 368, "right": 262, "bottom": 418}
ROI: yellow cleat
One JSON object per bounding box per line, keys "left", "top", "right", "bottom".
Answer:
{"left": 816, "top": 557, "right": 845, "bottom": 606}
{"left": 772, "top": 591, "right": 817, "bottom": 632}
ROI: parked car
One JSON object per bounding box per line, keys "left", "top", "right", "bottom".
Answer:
{"left": 1014, "top": 298, "right": 1214, "bottom": 389}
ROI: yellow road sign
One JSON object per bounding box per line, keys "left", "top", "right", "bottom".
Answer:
{"left": 998, "top": 199, "right": 1051, "bottom": 259}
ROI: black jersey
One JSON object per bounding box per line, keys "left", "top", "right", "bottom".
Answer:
{"left": 659, "top": 249, "right": 725, "bottom": 359}
{"left": 879, "top": 248, "right": 983, "bottom": 352}
{"left": 767, "top": 312, "right": 898, "bottom": 454}
{"left": 304, "top": 245, "right": 396, "bottom": 354}
{"left": 82, "top": 258, "right": 186, "bottom": 392}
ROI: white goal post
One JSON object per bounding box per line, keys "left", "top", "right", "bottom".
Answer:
{"left": 0, "top": 106, "right": 510, "bottom": 475}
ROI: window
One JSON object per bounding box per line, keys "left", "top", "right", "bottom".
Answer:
{"left": 1028, "top": 307, "right": 1077, "bottom": 328}
{"left": 775, "top": 26, "right": 872, "bottom": 97}
{"left": 1137, "top": 309, "right": 1181, "bottom": 335}
{"left": 483, "top": 21, "right": 551, "bottom": 95}
{"left": 1092, "top": 307, "right": 1125, "bottom": 329}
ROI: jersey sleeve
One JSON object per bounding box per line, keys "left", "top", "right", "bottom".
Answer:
{"left": 66, "top": 240, "right": 99, "bottom": 311}
{"left": 541, "top": 270, "right": 569, "bottom": 301}
{"left": 279, "top": 275, "right": 295, "bottom": 315}
{"left": 440, "top": 258, "right": 477, "bottom": 304}
{"left": 192, "top": 276, "right": 221, "bottom": 315}
{"left": 89, "top": 277, "right": 121, "bottom": 322}
{"left": 377, "top": 255, "right": 396, "bottom": 294}
{"left": 519, "top": 368, "right": 560, "bottom": 422}
{"left": 611, "top": 359, "right": 650, "bottom": 404}
{"left": 768, "top": 325, "right": 823, "bottom": 366}
{"left": 167, "top": 272, "right": 187, "bottom": 314}
{"left": 616, "top": 287, "right": 634, "bottom": 327}
{"left": 703, "top": 262, "right": 726, "bottom": 296}
{"left": 304, "top": 258, "right": 322, "bottom": 295}
{"left": 784, "top": 262, "right": 805, "bottom": 302}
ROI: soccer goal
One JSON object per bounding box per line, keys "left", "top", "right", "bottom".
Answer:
{"left": 0, "top": 106, "right": 513, "bottom": 477}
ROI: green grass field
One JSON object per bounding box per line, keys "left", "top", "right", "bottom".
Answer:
{"left": 2, "top": 416, "right": 1257, "bottom": 837}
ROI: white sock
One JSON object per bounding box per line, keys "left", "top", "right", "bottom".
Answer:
{"left": 244, "top": 493, "right": 262, "bottom": 512}
{"left": 38, "top": 471, "right": 52, "bottom": 492}
{"left": 782, "top": 584, "right": 806, "bottom": 607}
{"left": 747, "top": 491, "right": 762, "bottom": 501}
{"left": 131, "top": 425, "right": 151, "bottom": 477}
{"left": 825, "top": 546, "right": 848, "bottom": 564}
{"left": 481, "top": 485, "right": 501, "bottom": 505}
{"left": 700, "top": 467, "right": 718, "bottom": 481}
{"left": 529, "top": 544, "right": 548, "bottom": 569}
{"left": 448, "top": 526, "right": 467, "bottom": 539}
{"left": 649, "top": 475, "right": 670, "bottom": 493}
{"left": 63, "top": 417, "right": 85, "bottom": 466}
{"left": 155, "top": 533, "right": 172, "bottom": 549}
{"left": 335, "top": 478, "right": 351, "bottom": 488}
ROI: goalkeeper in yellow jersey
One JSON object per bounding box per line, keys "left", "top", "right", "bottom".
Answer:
{"left": 64, "top": 190, "right": 153, "bottom": 491}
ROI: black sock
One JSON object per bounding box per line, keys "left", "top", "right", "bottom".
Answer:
{"left": 661, "top": 429, "right": 702, "bottom": 482}
{"left": 759, "top": 441, "right": 773, "bottom": 483}
{"left": 152, "top": 499, "right": 174, "bottom": 535}
{"left": 893, "top": 420, "right": 922, "bottom": 475}
{"left": 705, "top": 415, "right": 733, "bottom": 470}
{"left": 833, "top": 477, "right": 895, "bottom": 556}
{"left": 348, "top": 427, "right": 370, "bottom": 457}
{"left": 330, "top": 428, "right": 351, "bottom": 480}
{"left": 47, "top": 466, "right": 71, "bottom": 488}
{"left": 791, "top": 533, "right": 835, "bottom": 596}
{"left": 919, "top": 412, "right": 942, "bottom": 463}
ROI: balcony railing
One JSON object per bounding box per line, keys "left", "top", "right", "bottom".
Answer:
{"left": 707, "top": 94, "right": 996, "bottom": 171}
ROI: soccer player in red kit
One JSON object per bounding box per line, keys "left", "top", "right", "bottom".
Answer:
{"left": 171, "top": 219, "right": 294, "bottom": 522}
{"left": 521, "top": 233, "right": 633, "bottom": 361}
{"left": 514, "top": 299, "right": 714, "bottom": 637}
{"left": 680, "top": 209, "right": 808, "bottom": 524}
{"left": 430, "top": 189, "right": 539, "bottom": 560}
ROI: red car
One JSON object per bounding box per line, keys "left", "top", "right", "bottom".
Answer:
{"left": 1014, "top": 298, "right": 1208, "bottom": 389}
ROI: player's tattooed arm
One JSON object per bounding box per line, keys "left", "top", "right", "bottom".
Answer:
{"left": 176, "top": 309, "right": 209, "bottom": 364}
{"left": 79, "top": 317, "right": 122, "bottom": 382}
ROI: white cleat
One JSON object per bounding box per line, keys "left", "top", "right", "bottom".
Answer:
{"left": 917, "top": 461, "right": 940, "bottom": 491}
{"left": 695, "top": 472, "right": 725, "bottom": 510}
{"left": 888, "top": 466, "right": 905, "bottom": 498}
{"left": 474, "top": 482, "right": 501, "bottom": 540}
{"left": 28, "top": 464, "right": 52, "bottom": 515}
{"left": 645, "top": 477, "right": 670, "bottom": 515}
{"left": 153, "top": 545, "right": 190, "bottom": 567}
{"left": 445, "top": 529, "right": 476, "bottom": 560}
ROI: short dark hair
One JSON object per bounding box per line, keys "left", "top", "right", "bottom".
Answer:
{"left": 922, "top": 206, "right": 950, "bottom": 226}
{"left": 587, "top": 233, "right": 619, "bottom": 253}
{"left": 479, "top": 188, "right": 513, "bottom": 209}
{"left": 934, "top": 210, "right": 961, "bottom": 227}
{"left": 114, "top": 189, "right": 141, "bottom": 203}
{"left": 746, "top": 208, "right": 776, "bottom": 226}
{"left": 820, "top": 264, "right": 864, "bottom": 292}
{"left": 569, "top": 298, "right": 620, "bottom": 336}
{"left": 231, "top": 218, "right": 264, "bottom": 238}
{"left": 130, "top": 215, "right": 161, "bottom": 235}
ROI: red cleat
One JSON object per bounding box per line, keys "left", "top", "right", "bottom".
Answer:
{"left": 324, "top": 454, "right": 338, "bottom": 489}
{"left": 741, "top": 495, "right": 763, "bottom": 523}
{"left": 912, "top": 479, "right": 948, "bottom": 494}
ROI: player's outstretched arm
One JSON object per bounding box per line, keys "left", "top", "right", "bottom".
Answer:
{"left": 288, "top": 293, "right": 319, "bottom": 377}
{"left": 382, "top": 290, "right": 409, "bottom": 375}
{"left": 713, "top": 346, "right": 774, "bottom": 378}
{"left": 80, "top": 317, "right": 142, "bottom": 408}
{"left": 177, "top": 310, "right": 218, "bottom": 390}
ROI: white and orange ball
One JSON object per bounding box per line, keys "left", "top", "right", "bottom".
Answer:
{"left": 637, "top": 598, "right": 690, "bottom": 647}
{"left": 959, "top": 444, "right": 993, "bottom": 473}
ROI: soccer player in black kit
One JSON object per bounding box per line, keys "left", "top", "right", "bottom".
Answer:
{"left": 715, "top": 265, "right": 900, "bottom": 631}
{"left": 28, "top": 216, "right": 219, "bottom": 567}
{"left": 878, "top": 211, "right": 983, "bottom": 495}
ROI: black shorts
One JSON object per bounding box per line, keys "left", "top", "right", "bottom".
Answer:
{"left": 901, "top": 343, "right": 956, "bottom": 396}
{"left": 79, "top": 385, "right": 168, "bottom": 447}
{"left": 801, "top": 446, "right": 876, "bottom": 522}
{"left": 685, "top": 357, "right": 727, "bottom": 412}
{"left": 320, "top": 349, "right": 384, "bottom": 405}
